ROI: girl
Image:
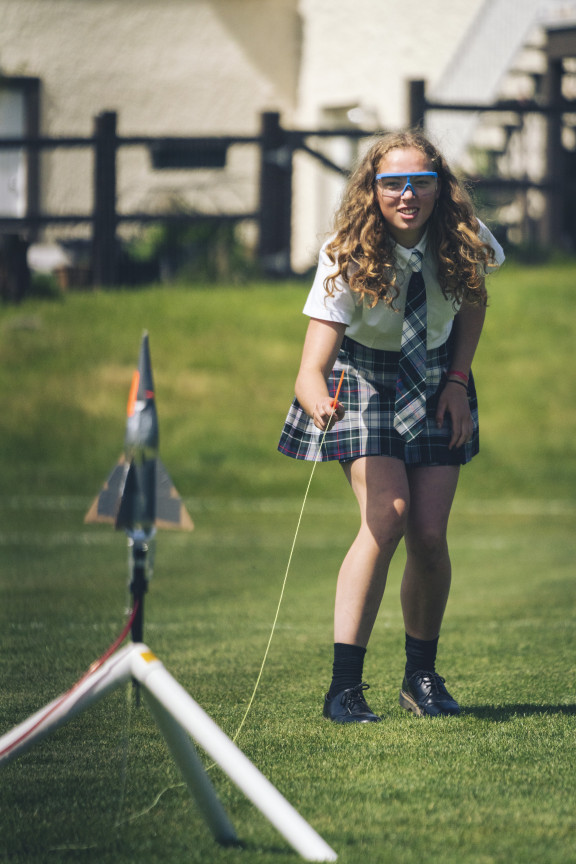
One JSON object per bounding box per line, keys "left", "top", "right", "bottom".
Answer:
{"left": 278, "top": 130, "right": 504, "bottom": 723}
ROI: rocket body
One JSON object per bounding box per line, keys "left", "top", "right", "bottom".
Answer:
{"left": 116, "top": 334, "right": 159, "bottom": 535}
{"left": 85, "top": 332, "right": 193, "bottom": 533}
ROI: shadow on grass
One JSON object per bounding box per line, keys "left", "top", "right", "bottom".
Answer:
{"left": 464, "top": 703, "right": 576, "bottom": 721}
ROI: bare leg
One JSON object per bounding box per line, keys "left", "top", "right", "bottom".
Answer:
{"left": 335, "top": 456, "right": 409, "bottom": 647}
{"left": 401, "top": 465, "right": 460, "bottom": 640}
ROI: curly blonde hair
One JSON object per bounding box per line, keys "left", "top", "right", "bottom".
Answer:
{"left": 324, "top": 130, "right": 496, "bottom": 309}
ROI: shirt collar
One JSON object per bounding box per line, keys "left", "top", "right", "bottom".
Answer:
{"left": 394, "top": 229, "right": 428, "bottom": 268}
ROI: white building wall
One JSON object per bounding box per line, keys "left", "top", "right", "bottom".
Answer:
{"left": 292, "top": 0, "right": 486, "bottom": 269}
{"left": 0, "top": 0, "right": 301, "bottom": 234}
{"left": 2, "top": 0, "right": 551, "bottom": 274}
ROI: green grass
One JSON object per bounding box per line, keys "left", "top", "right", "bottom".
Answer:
{"left": 1, "top": 263, "right": 575, "bottom": 863}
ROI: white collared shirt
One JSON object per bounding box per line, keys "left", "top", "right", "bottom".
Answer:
{"left": 302, "top": 221, "right": 505, "bottom": 351}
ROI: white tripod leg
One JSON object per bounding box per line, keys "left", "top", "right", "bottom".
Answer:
{"left": 0, "top": 646, "right": 134, "bottom": 765}
{"left": 131, "top": 647, "right": 338, "bottom": 863}
{"left": 144, "top": 687, "right": 238, "bottom": 847}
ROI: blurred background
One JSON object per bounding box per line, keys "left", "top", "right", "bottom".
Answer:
{"left": 2, "top": 0, "right": 576, "bottom": 299}
{"left": 1, "top": 8, "right": 575, "bottom": 861}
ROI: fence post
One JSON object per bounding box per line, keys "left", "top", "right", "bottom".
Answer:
{"left": 92, "top": 111, "right": 118, "bottom": 286}
{"left": 408, "top": 80, "right": 427, "bottom": 129}
{"left": 258, "top": 111, "right": 292, "bottom": 278}
{"left": 542, "top": 57, "right": 564, "bottom": 247}
{"left": 0, "top": 235, "right": 30, "bottom": 303}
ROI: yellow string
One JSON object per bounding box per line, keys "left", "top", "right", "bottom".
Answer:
{"left": 228, "top": 402, "right": 339, "bottom": 747}
{"left": 231, "top": 448, "right": 322, "bottom": 743}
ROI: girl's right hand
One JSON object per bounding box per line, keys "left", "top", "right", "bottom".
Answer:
{"left": 312, "top": 397, "right": 346, "bottom": 431}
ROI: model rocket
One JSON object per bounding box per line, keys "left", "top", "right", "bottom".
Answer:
{"left": 85, "top": 331, "right": 193, "bottom": 534}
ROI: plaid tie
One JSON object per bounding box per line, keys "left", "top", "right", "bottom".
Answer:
{"left": 394, "top": 250, "right": 427, "bottom": 441}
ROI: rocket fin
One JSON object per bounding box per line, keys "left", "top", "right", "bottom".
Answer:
{"left": 84, "top": 456, "right": 193, "bottom": 531}
{"left": 155, "top": 459, "right": 194, "bottom": 531}
{"left": 84, "top": 458, "right": 127, "bottom": 525}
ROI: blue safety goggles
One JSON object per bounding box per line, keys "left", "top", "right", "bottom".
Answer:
{"left": 375, "top": 171, "right": 438, "bottom": 198}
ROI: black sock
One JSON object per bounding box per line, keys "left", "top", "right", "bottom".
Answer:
{"left": 404, "top": 633, "right": 439, "bottom": 679}
{"left": 327, "top": 643, "right": 366, "bottom": 699}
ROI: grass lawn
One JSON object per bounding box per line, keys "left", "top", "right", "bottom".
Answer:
{"left": 0, "top": 261, "right": 575, "bottom": 863}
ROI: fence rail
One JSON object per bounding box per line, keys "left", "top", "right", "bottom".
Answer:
{"left": 2, "top": 75, "right": 575, "bottom": 294}
{"left": 0, "top": 110, "right": 379, "bottom": 287}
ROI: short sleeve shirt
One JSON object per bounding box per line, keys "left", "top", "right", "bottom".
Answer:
{"left": 302, "top": 221, "right": 505, "bottom": 351}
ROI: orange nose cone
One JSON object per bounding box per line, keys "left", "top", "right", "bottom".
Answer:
{"left": 127, "top": 371, "right": 140, "bottom": 418}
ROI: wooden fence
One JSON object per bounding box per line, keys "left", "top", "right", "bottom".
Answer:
{"left": 1, "top": 69, "right": 575, "bottom": 296}
{"left": 0, "top": 110, "right": 370, "bottom": 291}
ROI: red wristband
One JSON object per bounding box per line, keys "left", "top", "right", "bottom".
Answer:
{"left": 447, "top": 369, "right": 469, "bottom": 383}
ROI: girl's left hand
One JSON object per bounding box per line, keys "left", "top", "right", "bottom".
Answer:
{"left": 435, "top": 382, "right": 474, "bottom": 450}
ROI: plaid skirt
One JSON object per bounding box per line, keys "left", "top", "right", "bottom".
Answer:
{"left": 277, "top": 335, "right": 479, "bottom": 466}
